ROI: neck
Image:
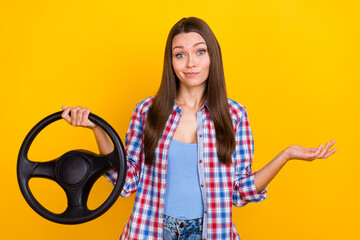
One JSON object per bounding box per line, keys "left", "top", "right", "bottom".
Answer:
{"left": 176, "top": 84, "right": 206, "bottom": 110}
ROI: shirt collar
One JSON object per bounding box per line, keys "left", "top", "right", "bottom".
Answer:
{"left": 200, "top": 100, "right": 208, "bottom": 111}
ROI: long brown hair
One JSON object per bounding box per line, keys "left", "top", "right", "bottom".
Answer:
{"left": 144, "top": 17, "right": 235, "bottom": 165}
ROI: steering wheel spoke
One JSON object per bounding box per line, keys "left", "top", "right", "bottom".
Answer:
{"left": 61, "top": 205, "right": 92, "bottom": 220}
{"left": 63, "top": 185, "right": 89, "bottom": 208}
{"left": 32, "top": 160, "right": 57, "bottom": 181}
{"left": 88, "top": 151, "right": 117, "bottom": 176}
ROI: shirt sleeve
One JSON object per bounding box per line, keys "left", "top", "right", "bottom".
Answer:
{"left": 232, "top": 107, "right": 267, "bottom": 207}
{"left": 104, "top": 102, "right": 143, "bottom": 197}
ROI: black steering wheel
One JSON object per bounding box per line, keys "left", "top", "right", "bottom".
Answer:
{"left": 17, "top": 111, "right": 127, "bottom": 224}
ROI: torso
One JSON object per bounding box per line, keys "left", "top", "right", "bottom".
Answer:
{"left": 172, "top": 105, "right": 198, "bottom": 144}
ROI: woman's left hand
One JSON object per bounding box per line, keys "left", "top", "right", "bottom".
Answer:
{"left": 284, "top": 140, "right": 338, "bottom": 161}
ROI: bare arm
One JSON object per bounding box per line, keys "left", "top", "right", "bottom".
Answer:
{"left": 61, "top": 106, "right": 114, "bottom": 156}
{"left": 92, "top": 125, "right": 114, "bottom": 155}
{"left": 254, "top": 140, "right": 338, "bottom": 193}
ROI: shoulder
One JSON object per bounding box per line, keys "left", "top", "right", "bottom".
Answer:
{"left": 133, "top": 96, "right": 155, "bottom": 114}
{"left": 227, "top": 98, "right": 248, "bottom": 121}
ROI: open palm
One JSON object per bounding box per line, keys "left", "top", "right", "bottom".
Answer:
{"left": 284, "top": 140, "right": 338, "bottom": 161}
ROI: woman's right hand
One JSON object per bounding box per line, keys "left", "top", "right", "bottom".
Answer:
{"left": 61, "top": 106, "right": 98, "bottom": 129}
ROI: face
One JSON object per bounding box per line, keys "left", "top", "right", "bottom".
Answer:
{"left": 172, "top": 32, "right": 210, "bottom": 89}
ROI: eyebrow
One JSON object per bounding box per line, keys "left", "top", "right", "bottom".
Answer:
{"left": 172, "top": 42, "right": 206, "bottom": 51}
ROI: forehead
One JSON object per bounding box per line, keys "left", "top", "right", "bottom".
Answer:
{"left": 172, "top": 32, "right": 206, "bottom": 48}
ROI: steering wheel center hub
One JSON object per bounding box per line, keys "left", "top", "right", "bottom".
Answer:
{"left": 57, "top": 153, "right": 89, "bottom": 186}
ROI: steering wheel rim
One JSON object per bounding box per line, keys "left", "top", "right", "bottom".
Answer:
{"left": 17, "top": 111, "right": 126, "bottom": 224}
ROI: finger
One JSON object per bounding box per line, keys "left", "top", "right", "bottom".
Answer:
{"left": 71, "top": 107, "right": 80, "bottom": 126}
{"left": 83, "top": 108, "right": 95, "bottom": 128}
{"left": 318, "top": 140, "right": 337, "bottom": 158}
{"left": 313, "top": 144, "right": 323, "bottom": 158}
{"left": 77, "top": 108, "right": 85, "bottom": 126}
{"left": 324, "top": 140, "right": 337, "bottom": 154}
{"left": 61, "top": 107, "right": 73, "bottom": 123}
{"left": 316, "top": 143, "right": 323, "bottom": 153}
{"left": 323, "top": 148, "right": 338, "bottom": 158}
{"left": 74, "top": 106, "right": 83, "bottom": 126}
{"left": 318, "top": 142, "right": 331, "bottom": 158}
{"left": 328, "top": 140, "right": 336, "bottom": 149}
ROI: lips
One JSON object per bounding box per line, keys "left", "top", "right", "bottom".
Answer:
{"left": 184, "top": 72, "right": 199, "bottom": 77}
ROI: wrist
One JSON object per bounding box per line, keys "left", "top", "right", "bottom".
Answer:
{"left": 281, "top": 148, "right": 291, "bottom": 162}
{"left": 91, "top": 124, "right": 101, "bottom": 132}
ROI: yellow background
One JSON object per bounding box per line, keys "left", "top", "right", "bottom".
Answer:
{"left": 1, "top": 0, "right": 359, "bottom": 239}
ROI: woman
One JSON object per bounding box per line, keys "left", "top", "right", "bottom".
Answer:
{"left": 61, "top": 17, "right": 337, "bottom": 240}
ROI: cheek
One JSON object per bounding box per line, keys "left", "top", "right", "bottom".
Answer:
{"left": 203, "top": 60, "right": 210, "bottom": 73}
{"left": 172, "top": 60, "right": 183, "bottom": 75}
{"left": 203, "top": 55, "right": 211, "bottom": 69}
{"left": 171, "top": 64, "right": 181, "bottom": 79}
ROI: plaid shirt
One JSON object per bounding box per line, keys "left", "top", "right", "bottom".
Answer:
{"left": 104, "top": 96, "right": 267, "bottom": 240}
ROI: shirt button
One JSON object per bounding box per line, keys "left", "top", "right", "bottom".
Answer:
{"left": 179, "top": 222, "right": 184, "bottom": 228}
{"left": 201, "top": 184, "right": 204, "bottom": 187}
{"left": 204, "top": 210, "right": 207, "bottom": 214}
{"left": 199, "top": 160, "right": 202, "bottom": 163}
{"left": 199, "top": 134, "right": 203, "bottom": 137}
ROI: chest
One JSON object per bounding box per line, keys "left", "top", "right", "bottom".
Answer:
{"left": 172, "top": 109, "right": 198, "bottom": 144}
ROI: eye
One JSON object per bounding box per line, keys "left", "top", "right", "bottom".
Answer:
{"left": 175, "top": 53, "right": 185, "bottom": 58}
{"left": 197, "top": 49, "right": 206, "bottom": 55}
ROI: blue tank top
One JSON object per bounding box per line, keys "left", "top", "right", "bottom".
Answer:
{"left": 164, "top": 138, "right": 204, "bottom": 219}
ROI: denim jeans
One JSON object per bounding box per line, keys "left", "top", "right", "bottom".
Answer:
{"left": 163, "top": 214, "right": 203, "bottom": 240}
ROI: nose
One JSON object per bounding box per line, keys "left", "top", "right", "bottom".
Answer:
{"left": 186, "top": 53, "right": 196, "bottom": 68}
